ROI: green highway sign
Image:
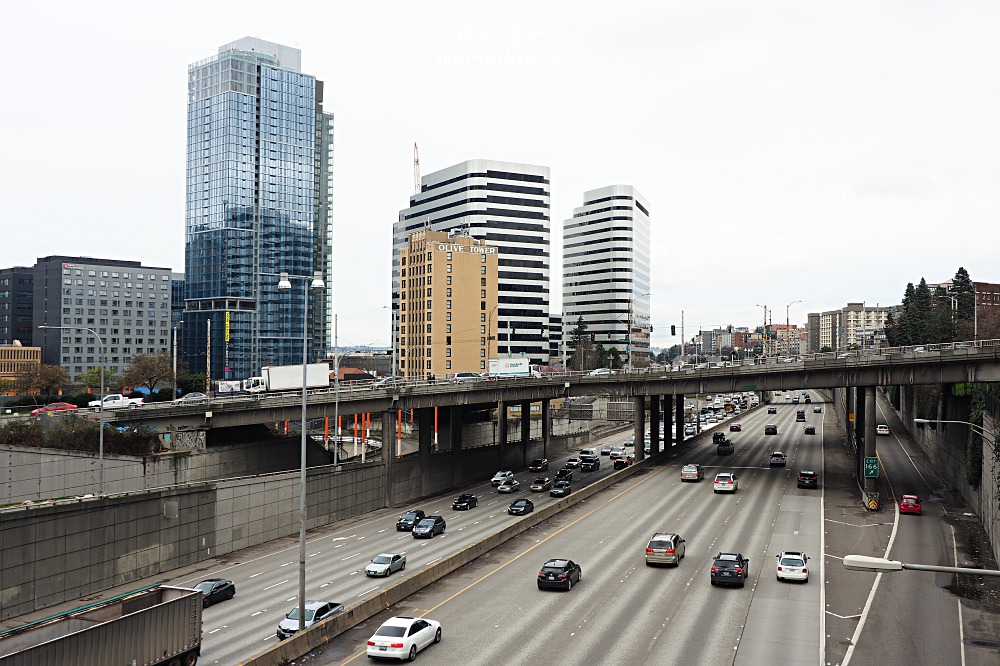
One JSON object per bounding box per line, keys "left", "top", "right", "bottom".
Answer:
{"left": 741, "top": 385, "right": 757, "bottom": 390}
{"left": 864, "top": 457, "right": 879, "bottom": 478}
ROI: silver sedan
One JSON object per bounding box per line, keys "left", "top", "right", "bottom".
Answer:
{"left": 365, "top": 552, "right": 406, "bottom": 577}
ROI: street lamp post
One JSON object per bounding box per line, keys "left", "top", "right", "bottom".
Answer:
{"left": 39, "top": 325, "right": 106, "bottom": 494}
{"left": 913, "top": 418, "right": 997, "bottom": 455}
{"left": 754, "top": 304, "right": 768, "bottom": 359}
{"left": 277, "top": 271, "right": 325, "bottom": 634}
{"left": 487, "top": 304, "right": 499, "bottom": 363}
{"left": 382, "top": 305, "right": 398, "bottom": 377}
{"left": 844, "top": 554, "right": 1000, "bottom": 577}
{"left": 786, "top": 300, "right": 801, "bottom": 358}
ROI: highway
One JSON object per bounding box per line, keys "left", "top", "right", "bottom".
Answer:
{"left": 312, "top": 393, "right": 827, "bottom": 665}
{"left": 160, "top": 422, "right": 654, "bottom": 665}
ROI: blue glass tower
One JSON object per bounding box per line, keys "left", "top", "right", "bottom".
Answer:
{"left": 183, "top": 38, "right": 334, "bottom": 381}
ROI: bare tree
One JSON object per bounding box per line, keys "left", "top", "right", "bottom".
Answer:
{"left": 120, "top": 351, "right": 176, "bottom": 392}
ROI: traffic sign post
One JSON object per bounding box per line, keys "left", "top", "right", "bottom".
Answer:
{"left": 864, "top": 457, "right": 879, "bottom": 478}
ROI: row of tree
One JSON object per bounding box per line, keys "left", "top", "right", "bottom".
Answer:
{"left": 886, "top": 267, "right": 1000, "bottom": 346}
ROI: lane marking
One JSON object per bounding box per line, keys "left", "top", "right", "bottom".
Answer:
{"left": 952, "top": 524, "right": 966, "bottom": 666}
{"left": 262, "top": 580, "right": 288, "bottom": 591}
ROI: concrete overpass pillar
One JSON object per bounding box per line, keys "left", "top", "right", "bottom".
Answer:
{"left": 650, "top": 395, "right": 661, "bottom": 456}
{"left": 854, "top": 387, "right": 865, "bottom": 482}
{"left": 634, "top": 396, "right": 646, "bottom": 462}
{"left": 520, "top": 400, "right": 531, "bottom": 466}
{"left": 449, "top": 406, "right": 464, "bottom": 488}
{"left": 498, "top": 401, "right": 508, "bottom": 469}
{"left": 417, "top": 408, "right": 433, "bottom": 486}
{"left": 663, "top": 395, "right": 674, "bottom": 450}
{"left": 382, "top": 409, "right": 396, "bottom": 507}
{"left": 675, "top": 395, "right": 685, "bottom": 446}
{"left": 864, "top": 385, "right": 877, "bottom": 496}
{"left": 541, "top": 399, "right": 550, "bottom": 459}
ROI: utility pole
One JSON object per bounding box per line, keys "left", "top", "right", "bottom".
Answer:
{"left": 205, "top": 319, "right": 211, "bottom": 394}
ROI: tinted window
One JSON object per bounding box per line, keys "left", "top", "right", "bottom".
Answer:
{"left": 416, "top": 519, "right": 435, "bottom": 527}
{"left": 780, "top": 557, "right": 805, "bottom": 566}
{"left": 376, "top": 625, "right": 408, "bottom": 637}
{"left": 648, "top": 539, "right": 673, "bottom": 549}
{"left": 401, "top": 512, "right": 420, "bottom": 520}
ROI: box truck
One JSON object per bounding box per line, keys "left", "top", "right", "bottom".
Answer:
{"left": 488, "top": 358, "right": 542, "bottom": 378}
{"left": 242, "top": 363, "right": 331, "bottom": 393}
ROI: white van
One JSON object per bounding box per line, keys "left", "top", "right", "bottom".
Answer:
{"left": 580, "top": 448, "right": 598, "bottom": 458}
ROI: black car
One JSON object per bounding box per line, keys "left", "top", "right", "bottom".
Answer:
{"left": 396, "top": 509, "right": 426, "bottom": 531}
{"left": 764, "top": 424, "right": 778, "bottom": 435}
{"left": 508, "top": 498, "right": 534, "bottom": 515}
{"left": 554, "top": 468, "right": 574, "bottom": 482}
{"left": 537, "top": 558, "right": 583, "bottom": 591}
{"left": 713, "top": 432, "right": 727, "bottom": 444}
{"left": 528, "top": 458, "right": 549, "bottom": 472}
{"left": 814, "top": 407, "right": 822, "bottom": 413}
{"left": 797, "top": 470, "right": 818, "bottom": 489}
{"left": 767, "top": 406, "right": 778, "bottom": 414}
{"left": 580, "top": 456, "right": 600, "bottom": 472}
{"left": 411, "top": 515, "right": 446, "bottom": 538}
{"left": 804, "top": 425, "right": 816, "bottom": 435}
{"left": 549, "top": 480, "right": 572, "bottom": 497}
{"left": 710, "top": 552, "right": 750, "bottom": 587}
{"left": 796, "top": 410, "right": 806, "bottom": 422}
{"left": 452, "top": 494, "right": 478, "bottom": 510}
{"left": 195, "top": 578, "right": 236, "bottom": 607}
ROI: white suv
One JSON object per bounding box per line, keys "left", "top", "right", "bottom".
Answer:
{"left": 776, "top": 551, "right": 809, "bottom": 582}
{"left": 713, "top": 473, "right": 738, "bottom": 493}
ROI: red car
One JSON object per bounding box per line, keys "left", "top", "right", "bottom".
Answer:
{"left": 729, "top": 423, "right": 742, "bottom": 432}
{"left": 30, "top": 402, "right": 79, "bottom": 417}
{"left": 613, "top": 455, "right": 634, "bottom": 469}
{"left": 899, "top": 495, "right": 922, "bottom": 515}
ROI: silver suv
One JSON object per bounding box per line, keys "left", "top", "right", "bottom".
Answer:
{"left": 645, "top": 533, "right": 686, "bottom": 566}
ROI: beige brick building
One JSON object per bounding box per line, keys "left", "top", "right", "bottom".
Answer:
{"left": 398, "top": 230, "right": 498, "bottom": 379}
{"left": 0, "top": 341, "right": 41, "bottom": 392}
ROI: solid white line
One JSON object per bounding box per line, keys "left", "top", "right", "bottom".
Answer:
{"left": 819, "top": 416, "right": 827, "bottom": 665}
{"left": 842, "top": 497, "right": 901, "bottom": 665}
{"left": 357, "top": 586, "right": 378, "bottom": 597}
{"left": 952, "top": 524, "right": 966, "bottom": 666}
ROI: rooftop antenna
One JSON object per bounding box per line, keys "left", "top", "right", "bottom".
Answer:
{"left": 413, "top": 143, "right": 420, "bottom": 195}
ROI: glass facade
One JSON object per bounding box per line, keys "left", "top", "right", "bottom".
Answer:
{"left": 183, "top": 39, "right": 333, "bottom": 380}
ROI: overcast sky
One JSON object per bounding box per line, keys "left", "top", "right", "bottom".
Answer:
{"left": 3, "top": 1, "right": 997, "bottom": 350}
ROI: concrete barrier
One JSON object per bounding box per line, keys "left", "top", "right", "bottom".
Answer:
{"left": 237, "top": 454, "right": 665, "bottom": 666}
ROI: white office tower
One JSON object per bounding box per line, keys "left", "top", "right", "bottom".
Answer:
{"left": 562, "top": 185, "right": 651, "bottom": 365}
{"left": 395, "top": 160, "right": 551, "bottom": 364}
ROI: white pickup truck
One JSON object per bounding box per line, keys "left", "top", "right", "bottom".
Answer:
{"left": 88, "top": 394, "right": 144, "bottom": 410}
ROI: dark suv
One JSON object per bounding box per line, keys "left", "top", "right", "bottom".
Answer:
{"left": 395, "top": 509, "right": 425, "bottom": 531}
{"left": 710, "top": 552, "right": 750, "bottom": 587}
{"left": 797, "top": 470, "right": 818, "bottom": 489}
{"left": 579, "top": 455, "right": 600, "bottom": 472}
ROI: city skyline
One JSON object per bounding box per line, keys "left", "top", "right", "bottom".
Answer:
{"left": 3, "top": 2, "right": 998, "bottom": 351}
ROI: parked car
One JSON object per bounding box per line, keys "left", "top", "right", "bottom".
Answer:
{"left": 776, "top": 551, "right": 809, "bottom": 583}
{"left": 452, "top": 494, "right": 478, "bottom": 510}
{"left": 710, "top": 552, "right": 750, "bottom": 587}
{"left": 680, "top": 464, "right": 704, "bottom": 482}
{"left": 277, "top": 600, "right": 344, "bottom": 639}
{"left": 30, "top": 402, "right": 78, "bottom": 417}
{"left": 195, "top": 578, "right": 235, "bottom": 607}
{"left": 549, "top": 480, "right": 572, "bottom": 497}
{"left": 366, "top": 616, "right": 442, "bottom": 661}
{"left": 876, "top": 425, "right": 891, "bottom": 436}
{"left": 804, "top": 425, "right": 816, "bottom": 435}
{"left": 899, "top": 494, "right": 922, "bottom": 515}
{"left": 537, "top": 558, "right": 583, "bottom": 590}
{"left": 797, "top": 470, "right": 818, "bottom": 489}
{"left": 528, "top": 458, "right": 549, "bottom": 472}
{"left": 395, "top": 509, "right": 425, "bottom": 531}
{"left": 497, "top": 478, "right": 521, "bottom": 493}
{"left": 491, "top": 471, "right": 514, "bottom": 486}
{"left": 507, "top": 498, "right": 534, "bottom": 515}
{"left": 713, "top": 472, "right": 738, "bottom": 493}
{"left": 365, "top": 552, "right": 406, "bottom": 577}
{"left": 645, "top": 533, "right": 686, "bottom": 566}
{"left": 412, "top": 515, "right": 446, "bottom": 538}
{"left": 770, "top": 451, "right": 787, "bottom": 467}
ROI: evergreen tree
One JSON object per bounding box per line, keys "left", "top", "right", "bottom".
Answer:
{"left": 950, "top": 267, "right": 975, "bottom": 338}
{"left": 912, "top": 279, "right": 932, "bottom": 343}
{"left": 929, "top": 286, "right": 955, "bottom": 342}
{"left": 567, "top": 317, "right": 594, "bottom": 371}
{"left": 896, "top": 283, "right": 917, "bottom": 345}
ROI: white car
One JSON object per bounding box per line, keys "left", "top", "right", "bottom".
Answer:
{"left": 497, "top": 478, "right": 520, "bottom": 493}
{"left": 876, "top": 425, "right": 891, "bottom": 436}
{"left": 366, "top": 616, "right": 442, "bottom": 661}
{"left": 713, "top": 473, "right": 738, "bottom": 493}
{"left": 776, "top": 551, "right": 809, "bottom": 582}
{"left": 491, "top": 471, "right": 513, "bottom": 486}
{"left": 588, "top": 367, "right": 613, "bottom": 376}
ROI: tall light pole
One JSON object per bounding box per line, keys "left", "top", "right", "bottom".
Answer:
{"left": 786, "top": 300, "right": 801, "bottom": 358}
{"left": 277, "top": 270, "right": 325, "bottom": 634}
{"left": 40, "top": 325, "right": 105, "bottom": 495}
{"left": 486, "top": 304, "right": 499, "bottom": 363}
{"left": 382, "top": 305, "right": 397, "bottom": 377}
{"left": 754, "top": 304, "right": 768, "bottom": 360}
{"left": 913, "top": 418, "right": 997, "bottom": 456}
{"left": 172, "top": 320, "right": 184, "bottom": 401}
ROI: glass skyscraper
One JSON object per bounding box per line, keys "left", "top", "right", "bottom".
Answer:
{"left": 183, "top": 38, "right": 334, "bottom": 381}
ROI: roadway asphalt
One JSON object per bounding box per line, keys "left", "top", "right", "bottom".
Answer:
{"left": 306, "top": 394, "right": 829, "bottom": 665}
